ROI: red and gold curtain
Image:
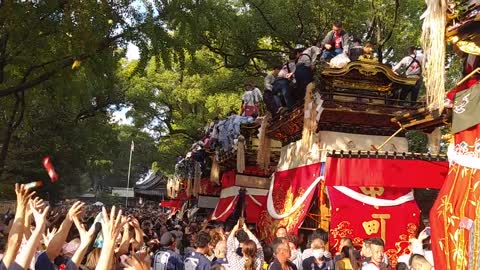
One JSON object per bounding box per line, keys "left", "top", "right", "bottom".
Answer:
{"left": 328, "top": 186, "right": 420, "bottom": 266}
{"left": 257, "top": 163, "right": 321, "bottom": 242}
{"left": 430, "top": 80, "right": 480, "bottom": 270}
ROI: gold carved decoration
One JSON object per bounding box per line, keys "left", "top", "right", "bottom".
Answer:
{"left": 363, "top": 220, "right": 380, "bottom": 235}
{"left": 358, "top": 64, "right": 380, "bottom": 76}
{"left": 360, "top": 187, "right": 384, "bottom": 209}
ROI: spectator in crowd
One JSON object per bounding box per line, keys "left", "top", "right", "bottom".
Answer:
{"left": 275, "top": 226, "right": 287, "bottom": 238}
{"left": 361, "top": 238, "right": 387, "bottom": 270}
{"left": 335, "top": 246, "right": 360, "bottom": 270}
{"left": 287, "top": 235, "right": 303, "bottom": 270}
{"left": 268, "top": 238, "right": 297, "bottom": 270}
{"left": 321, "top": 21, "right": 350, "bottom": 61}
{"left": 227, "top": 221, "right": 263, "bottom": 270}
{"left": 184, "top": 231, "right": 212, "bottom": 270}
{"left": 211, "top": 240, "right": 228, "bottom": 268}
{"left": 301, "top": 235, "right": 334, "bottom": 270}
{"left": 153, "top": 232, "right": 184, "bottom": 270}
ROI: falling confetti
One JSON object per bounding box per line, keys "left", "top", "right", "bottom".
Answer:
{"left": 71, "top": 60, "right": 81, "bottom": 70}
{"left": 42, "top": 156, "right": 59, "bottom": 183}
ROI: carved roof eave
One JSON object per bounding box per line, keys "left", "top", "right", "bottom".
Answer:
{"left": 321, "top": 62, "right": 418, "bottom": 86}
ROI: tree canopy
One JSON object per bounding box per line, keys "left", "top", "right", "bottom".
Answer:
{"left": 0, "top": 0, "right": 458, "bottom": 198}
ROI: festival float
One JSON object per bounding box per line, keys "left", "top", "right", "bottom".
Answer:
{"left": 161, "top": 2, "right": 480, "bottom": 265}
{"left": 163, "top": 59, "right": 453, "bottom": 266}
{"left": 255, "top": 59, "right": 451, "bottom": 265}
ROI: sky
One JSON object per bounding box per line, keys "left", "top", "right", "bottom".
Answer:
{"left": 111, "top": 43, "right": 140, "bottom": 125}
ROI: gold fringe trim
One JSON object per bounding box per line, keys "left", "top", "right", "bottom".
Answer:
{"left": 210, "top": 158, "right": 220, "bottom": 185}
{"left": 421, "top": 0, "right": 447, "bottom": 112}
{"left": 193, "top": 162, "right": 201, "bottom": 198}
{"left": 237, "top": 135, "right": 246, "bottom": 173}
{"left": 300, "top": 83, "right": 319, "bottom": 158}
{"left": 256, "top": 114, "right": 272, "bottom": 171}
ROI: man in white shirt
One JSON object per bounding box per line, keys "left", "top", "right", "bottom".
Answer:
{"left": 392, "top": 46, "right": 423, "bottom": 106}
{"left": 264, "top": 65, "right": 281, "bottom": 114}
{"left": 241, "top": 82, "right": 262, "bottom": 117}
{"left": 362, "top": 238, "right": 388, "bottom": 270}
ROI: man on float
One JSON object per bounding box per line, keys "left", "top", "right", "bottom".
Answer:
{"left": 392, "top": 46, "right": 423, "bottom": 106}
{"left": 320, "top": 21, "right": 350, "bottom": 62}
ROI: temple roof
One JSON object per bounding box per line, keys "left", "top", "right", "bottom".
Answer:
{"left": 134, "top": 170, "right": 167, "bottom": 191}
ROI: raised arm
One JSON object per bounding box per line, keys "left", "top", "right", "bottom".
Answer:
{"left": 14, "top": 200, "right": 49, "bottom": 269}
{"left": 2, "top": 184, "right": 34, "bottom": 268}
{"left": 95, "top": 206, "right": 125, "bottom": 270}
{"left": 70, "top": 216, "right": 96, "bottom": 267}
{"left": 45, "top": 201, "right": 85, "bottom": 261}
{"left": 129, "top": 217, "right": 145, "bottom": 250}
{"left": 115, "top": 217, "right": 131, "bottom": 256}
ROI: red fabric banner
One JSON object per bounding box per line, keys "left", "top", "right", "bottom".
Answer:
{"left": 159, "top": 200, "right": 183, "bottom": 210}
{"left": 257, "top": 163, "right": 321, "bottom": 242}
{"left": 328, "top": 186, "right": 420, "bottom": 266}
{"left": 325, "top": 157, "right": 448, "bottom": 188}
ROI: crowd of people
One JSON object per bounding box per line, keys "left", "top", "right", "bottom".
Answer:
{"left": 0, "top": 184, "right": 434, "bottom": 270}
{"left": 254, "top": 21, "right": 424, "bottom": 118}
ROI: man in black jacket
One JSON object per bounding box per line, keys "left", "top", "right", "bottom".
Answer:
{"left": 153, "top": 232, "right": 184, "bottom": 270}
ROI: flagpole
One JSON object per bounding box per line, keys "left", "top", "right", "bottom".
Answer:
{"left": 126, "top": 140, "right": 134, "bottom": 207}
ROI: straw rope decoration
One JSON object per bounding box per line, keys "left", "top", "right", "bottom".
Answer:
{"left": 421, "top": 0, "right": 447, "bottom": 112}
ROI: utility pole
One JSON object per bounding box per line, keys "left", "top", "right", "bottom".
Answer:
{"left": 126, "top": 140, "right": 134, "bottom": 207}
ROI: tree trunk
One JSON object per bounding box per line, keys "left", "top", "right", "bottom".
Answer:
{"left": 0, "top": 92, "right": 25, "bottom": 176}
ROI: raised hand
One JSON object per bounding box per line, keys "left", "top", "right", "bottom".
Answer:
{"left": 42, "top": 227, "right": 58, "bottom": 247}
{"left": 14, "top": 201, "right": 49, "bottom": 269}
{"left": 121, "top": 253, "right": 150, "bottom": 270}
{"left": 30, "top": 200, "right": 49, "bottom": 230}
{"left": 73, "top": 216, "right": 96, "bottom": 246}
{"left": 101, "top": 206, "right": 124, "bottom": 242}
{"left": 3, "top": 184, "right": 36, "bottom": 268}
{"left": 15, "top": 184, "right": 35, "bottom": 210}
{"left": 27, "top": 197, "right": 45, "bottom": 218}
{"left": 67, "top": 201, "right": 85, "bottom": 221}
{"left": 45, "top": 201, "right": 84, "bottom": 261}
{"left": 71, "top": 216, "right": 96, "bottom": 267}
{"left": 96, "top": 206, "right": 126, "bottom": 270}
